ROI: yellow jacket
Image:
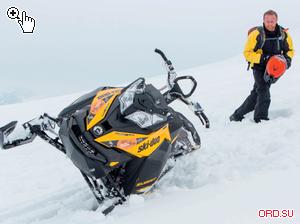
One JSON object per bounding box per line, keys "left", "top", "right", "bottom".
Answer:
{"left": 244, "top": 26, "right": 294, "bottom": 69}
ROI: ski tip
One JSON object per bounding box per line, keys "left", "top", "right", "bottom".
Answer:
{"left": 0, "top": 131, "right": 3, "bottom": 149}
{"left": 0, "top": 121, "right": 18, "bottom": 132}
{"left": 0, "top": 121, "right": 18, "bottom": 149}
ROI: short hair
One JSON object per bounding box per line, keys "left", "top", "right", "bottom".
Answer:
{"left": 263, "top": 10, "right": 278, "bottom": 19}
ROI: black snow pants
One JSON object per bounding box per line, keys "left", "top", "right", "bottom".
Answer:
{"left": 234, "top": 69, "right": 271, "bottom": 120}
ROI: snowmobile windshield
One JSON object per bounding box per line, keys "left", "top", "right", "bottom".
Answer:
{"left": 119, "top": 78, "right": 145, "bottom": 114}
{"left": 119, "top": 78, "right": 168, "bottom": 129}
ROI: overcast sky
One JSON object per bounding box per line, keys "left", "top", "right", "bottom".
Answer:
{"left": 0, "top": 0, "right": 299, "bottom": 100}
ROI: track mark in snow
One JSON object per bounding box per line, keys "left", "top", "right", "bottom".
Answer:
{"left": 0, "top": 186, "right": 98, "bottom": 224}
{"left": 269, "top": 108, "right": 293, "bottom": 119}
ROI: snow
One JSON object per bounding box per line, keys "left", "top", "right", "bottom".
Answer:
{"left": 1, "top": 51, "right": 299, "bottom": 223}
{"left": 1, "top": 20, "right": 300, "bottom": 224}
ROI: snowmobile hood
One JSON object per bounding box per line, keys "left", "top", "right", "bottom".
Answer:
{"left": 86, "top": 88, "right": 123, "bottom": 130}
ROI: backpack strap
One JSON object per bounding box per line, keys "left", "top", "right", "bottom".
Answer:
{"left": 278, "top": 26, "right": 286, "bottom": 52}
{"left": 253, "top": 26, "right": 265, "bottom": 51}
{"left": 246, "top": 26, "right": 287, "bottom": 71}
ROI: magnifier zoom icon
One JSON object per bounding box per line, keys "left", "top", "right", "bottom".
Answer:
{"left": 7, "top": 7, "right": 20, "bottom": 20}
{"left": 7, "top": 7, "right": 35, "bottom": 33}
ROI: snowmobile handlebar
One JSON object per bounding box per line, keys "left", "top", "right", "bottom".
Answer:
{"left": 155, "top": 48, "right": 174, "bottom": 71}
{"left": 155, "top": 49, "right": 170, "bottom": 64}
{"left": 173, "top": 76, "right": 197, "bottom": 98}
{"left": 155, "top": 48, "right": 210, "bottom": 128}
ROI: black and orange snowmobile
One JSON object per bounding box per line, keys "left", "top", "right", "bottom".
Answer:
{"left": 0, "top": 49, "right": 209, "bottom": 214}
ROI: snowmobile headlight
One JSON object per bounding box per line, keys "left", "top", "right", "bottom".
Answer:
{"left": 119, "top": 78, "right": 145, "bottom": 114}
{"left": 125, "top": 110, "right": 166, "bottom": 128}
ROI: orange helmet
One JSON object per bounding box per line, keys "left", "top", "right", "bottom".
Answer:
{"left": 266, "top": 55, "right": 287, "bottom": 78}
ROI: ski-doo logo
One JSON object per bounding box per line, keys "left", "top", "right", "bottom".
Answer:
{"left": 93, "top": 125, "right": 103, "bottom": 136}
{"left": 138, "top": 137, "right": 160, "bottom": 152}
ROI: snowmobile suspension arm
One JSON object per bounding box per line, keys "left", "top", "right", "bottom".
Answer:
{"left": 28, "top": 123, "right": 66, "bottom": 154}
{"left": 0, "top": 114, "right": 66, "bottom": 153}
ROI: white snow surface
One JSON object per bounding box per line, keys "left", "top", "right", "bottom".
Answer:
{"left": 0, "top": 53, "right": 300, "bottom": 223}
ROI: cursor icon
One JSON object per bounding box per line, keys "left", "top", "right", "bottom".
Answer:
{"left": 18, "top": 11, "right": 35, "bottom": 33}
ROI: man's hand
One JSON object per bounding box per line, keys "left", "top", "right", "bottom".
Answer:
{"left": 18, "top": 11, "right": 35, "bottom": 33}
{"left": 260, "top": 54, "right": 270, "bottom": 65}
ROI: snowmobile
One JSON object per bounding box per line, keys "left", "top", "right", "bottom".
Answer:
{"left": 0, "top": 49, "right": 209, "bottom": 215}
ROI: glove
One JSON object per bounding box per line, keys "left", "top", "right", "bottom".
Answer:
{"left": 259, "top": 54, "right": 270, "bottom": 66}
{"left": 284, "top": 55, "right": 292, "bottom": 69}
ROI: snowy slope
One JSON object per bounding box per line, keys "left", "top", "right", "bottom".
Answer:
{"left": 0, "top": 52, "right": 300, "bottom": 224}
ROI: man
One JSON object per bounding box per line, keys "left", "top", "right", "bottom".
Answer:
{"left": 230, "top": 10, "right": 294, "bottom": 123}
